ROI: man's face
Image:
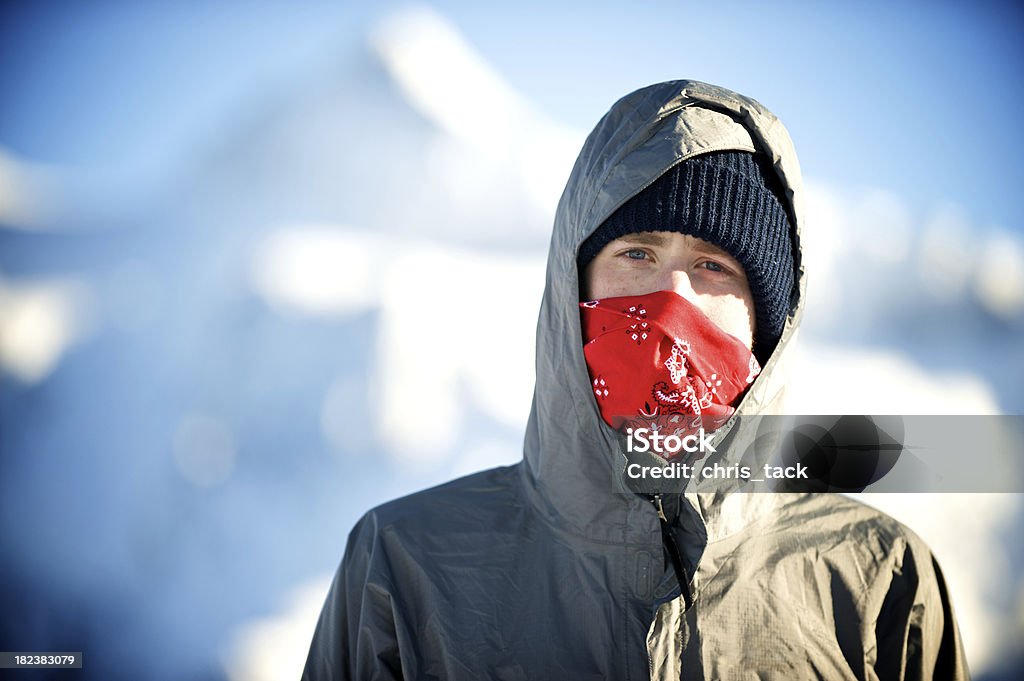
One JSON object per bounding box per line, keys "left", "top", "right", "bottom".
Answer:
{"left": 581, "top": 232, "right": 756, "bottom": 350}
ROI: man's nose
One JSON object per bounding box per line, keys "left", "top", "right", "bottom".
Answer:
{"left": 665, "top": 269, "right": 697, "bottom": 302}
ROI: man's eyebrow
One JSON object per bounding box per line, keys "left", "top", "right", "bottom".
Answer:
{"left": 614, "top": 232, "right": 668, "bottom": 247}
{"left": 689, "top": 239, "right": 733, "bottom": 258}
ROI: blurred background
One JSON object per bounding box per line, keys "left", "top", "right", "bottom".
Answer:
{"left": 1, "top": 1, "right": 1022, "bottom": 678}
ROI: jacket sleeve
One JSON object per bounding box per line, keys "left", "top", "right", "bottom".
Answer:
{"left": 302, "top": 512, "right": 405, "bottom": 681}
{"left": 874, "top": 542, "right": 970, "bottom": 681}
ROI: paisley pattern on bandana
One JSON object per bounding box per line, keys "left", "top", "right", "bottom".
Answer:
{"left": 580, "top": 290, "right": 760, "bottom": 459}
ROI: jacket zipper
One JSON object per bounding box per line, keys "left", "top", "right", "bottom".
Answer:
{"left": 652, "top": 494, "right": 693, "bottom": 610}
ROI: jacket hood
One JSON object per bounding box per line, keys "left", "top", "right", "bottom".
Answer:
{"left": 521, "top": 80, "right": 807, "bottom": 543}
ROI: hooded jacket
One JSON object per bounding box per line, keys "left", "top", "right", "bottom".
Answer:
{"left": 303, "top": 80, "right": 969, "bottom": 681}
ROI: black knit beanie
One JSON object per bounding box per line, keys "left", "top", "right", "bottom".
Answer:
{"left": 577, "top": 151, "right": 796, "bottom": 364}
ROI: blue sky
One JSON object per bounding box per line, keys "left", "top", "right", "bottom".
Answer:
{"left": 1, "top": 0, "right": 1022, "bottom": 231}
{"left": 429, "top": 0, "right": 1024, "bottom": 231}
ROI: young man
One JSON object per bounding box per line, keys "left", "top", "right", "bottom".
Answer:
{"left": 303, "top": 80, "right": 968, "bottom": 680}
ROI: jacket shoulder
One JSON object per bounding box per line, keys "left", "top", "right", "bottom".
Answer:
{"left": 358, "top": 463, "right": 524, "bottom": 541}
{"left": 780, "top": 493, "right": 936, "bottom": 555}
{"left": 759, "top": 493, "right": 953, "bottom": 597}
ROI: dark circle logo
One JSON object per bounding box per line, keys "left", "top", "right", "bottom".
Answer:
{"left": 776, "top": 415, "right": 904, "bottom": 492}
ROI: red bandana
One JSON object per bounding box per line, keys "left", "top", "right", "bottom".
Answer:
{"left": 580, "top": 291, "right": 760, "bottom": 456}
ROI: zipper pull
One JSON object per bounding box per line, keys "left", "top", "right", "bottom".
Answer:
{"left": 653, "top": 493, "right": 668, "bottom": 522}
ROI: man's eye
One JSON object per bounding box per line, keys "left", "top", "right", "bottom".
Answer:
{"left": 624, "top": 249, "right": 648, "bottom": 260}
{"left": 701, "top": 260, "right": 726, "bottom": 273}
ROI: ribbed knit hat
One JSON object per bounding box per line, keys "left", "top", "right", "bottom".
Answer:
{"left": 577, "top": 150, "right": 796, "bottom": 363}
